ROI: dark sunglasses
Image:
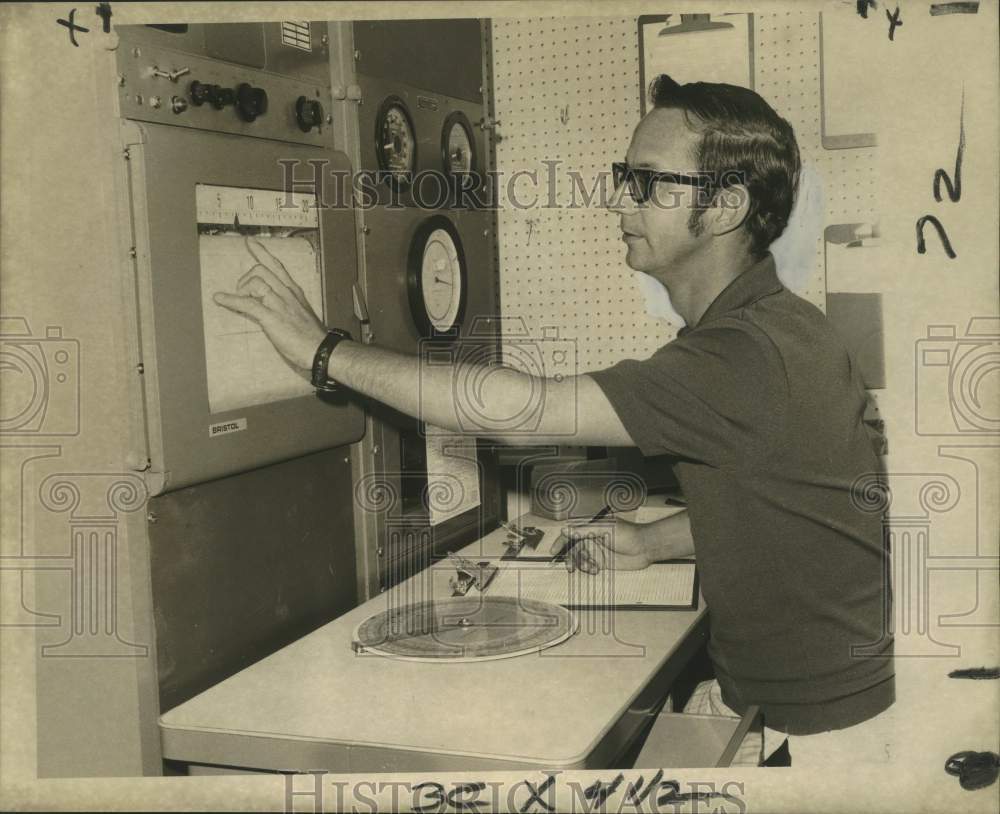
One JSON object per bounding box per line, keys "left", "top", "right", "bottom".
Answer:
{"left": 611, "top": 161, "right": 713, "bottom": 205}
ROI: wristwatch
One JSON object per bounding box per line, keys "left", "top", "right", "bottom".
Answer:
{"left": 311, "top": 328, "right": 353, "bottom": 392}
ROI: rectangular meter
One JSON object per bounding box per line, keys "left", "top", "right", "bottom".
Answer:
{"left": 125, "top": 123, "right": 364, "bottom": 494}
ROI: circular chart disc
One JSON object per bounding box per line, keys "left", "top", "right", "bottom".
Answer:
{"left": 421, "top": 228, "right": 463, "bottom": 331}
{"left": 353, "top": 596, "right": 577, "bottom": 662}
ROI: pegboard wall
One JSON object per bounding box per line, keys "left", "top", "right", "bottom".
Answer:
{"left": 490, "top": 12, "right": 878, "bottom": 374}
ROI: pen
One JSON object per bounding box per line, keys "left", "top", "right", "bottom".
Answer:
{"left": 550, "top": 505, "right": 613, "bottom": 566}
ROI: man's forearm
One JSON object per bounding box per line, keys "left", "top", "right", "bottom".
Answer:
{"left": 327, "top": 340, "right": 575, "bottom": 442}
{"left": 635, "top": 512, "right": 696, "bottom": 559}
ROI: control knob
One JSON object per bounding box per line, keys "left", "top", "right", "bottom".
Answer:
{"left": 236, "top": 83, "right": 268, "bottom": 122}
{"left": 295, "top": 95, "right": 325, "bottom": 132}
{"left": 188, "top": 80, "right": 234, "bottom": 110}
{"left": 188, "top": 80, "right": 213, "bottom": 106}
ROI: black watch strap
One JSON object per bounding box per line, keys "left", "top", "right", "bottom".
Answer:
{"left": 311, "top": 329, "right": 352, "bottom": 392}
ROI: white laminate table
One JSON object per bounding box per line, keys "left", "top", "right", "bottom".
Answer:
{"left": 159, "top": 513, "right": 707, "bottom": 773}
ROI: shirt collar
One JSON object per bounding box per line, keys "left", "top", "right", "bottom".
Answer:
{"left": 679, "top": 253, "right": 784, "bottom": 335}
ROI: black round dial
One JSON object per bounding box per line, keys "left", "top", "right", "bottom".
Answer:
{"left": 296, "top": 96, "right": 325, "bottom": 132}
{"left": 188, "top": 80, "right": 212, "bottom": 106}
{"left": 235, "top": 83, "right": 268, "bottom": 122}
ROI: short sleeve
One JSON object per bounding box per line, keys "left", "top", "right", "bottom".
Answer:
{"left": 588, "top": 320, "right": 787, "bottom": 466}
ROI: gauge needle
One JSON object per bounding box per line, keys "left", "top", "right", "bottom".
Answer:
{"left": 434, "top": 276, "right": 453, "bottom": 286}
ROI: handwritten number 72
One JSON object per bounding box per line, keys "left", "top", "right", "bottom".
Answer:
{"left": 916, "top": 88, "right": 965, "bottom": 259}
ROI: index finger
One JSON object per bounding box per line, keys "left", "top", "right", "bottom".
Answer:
{"left": 548, "top": 527, "right": 581, "bottom": 557}
{"left": 245, "top": 237, "right": 297, "bottom": 290}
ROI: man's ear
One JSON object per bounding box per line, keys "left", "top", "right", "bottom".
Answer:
{"left": 707, "top": 183, "right": 751, "bottom": 237}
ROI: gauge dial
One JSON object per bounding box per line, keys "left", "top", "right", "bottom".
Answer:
{"left": 407, "top": 216, "right": 467, "bottom": 338}
{"left": 421, "top": 229, "right": 462, "bottom": 331}
{"left": 375, "top": 96, "right": 416, "bottom": 185}
{"left": 441, "top": 111, "right": 476, "bottom": 177}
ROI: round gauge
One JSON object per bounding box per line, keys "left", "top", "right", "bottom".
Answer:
{"left": 352, "top": 596, "right": 577, "bottom": 662}
{"left": 441, "top": 111, "right": 477, "bottom": 177}
{"left": 407, "top": 216, "right": 468, "bottom": 339}
{"left": 374, "top": 96, "right": 417, "bottom": 187}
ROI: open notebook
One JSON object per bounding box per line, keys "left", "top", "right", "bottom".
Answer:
{"left": 486, "top": 559, "right": 698, "bottom": 610}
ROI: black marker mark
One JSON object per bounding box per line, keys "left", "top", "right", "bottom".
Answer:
{"left": 57, "top": 8, "right": 89, "bottom": 46}
{"left": 624, "top": 769, "right": 663, "bottom": 807}
{"left": 930, "top": 2, "right": 980, "bottom": 14}
{"left": 857, "top": 0, "right": 877, "bottom": 19}
{"left": 949, "top": 666, "right": 1000, "bottom": 679}
{"left": 519, "top": 775, "right": 555, "bottom": 813}
{"left": 95, "top": 2, "right": 112, "bottom": 34}
{"left": 945, "top": 751, "right": 1000, "bottom": 791}
{"left": 934, "top": 87, "right": 965, "bottom": 202}
{"left": 657, "top": 780, "right": 743, "bottom": 807}
{"left": 916, "top": 215, "right": 957, "bottom": 259}
{"left": 584, "top": 774, "right": 624, "bottom": 807}
{"left": 886, "top": 5, "right": 903, "bottom": 39}
{"left": 446, "top": 782, "right": 488, "bottom": 812}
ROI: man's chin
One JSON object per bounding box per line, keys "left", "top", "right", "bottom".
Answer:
{"left": 632, "top": 269, "right": 676, "bottom": 321}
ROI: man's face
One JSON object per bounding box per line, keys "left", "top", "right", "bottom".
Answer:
{"left": 614, "top": 108, "right": 707, "bottom": 280}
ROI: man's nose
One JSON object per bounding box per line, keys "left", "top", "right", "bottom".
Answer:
{"left": 605, "top": 179, "right": 637, "bottom": 214}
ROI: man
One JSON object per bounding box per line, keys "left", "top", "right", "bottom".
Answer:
{"left": 215, "top": 74, "right": 894, "bottom": 766}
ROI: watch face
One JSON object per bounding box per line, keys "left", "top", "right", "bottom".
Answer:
{"left": 421, "top": 228, "right": 463, "bottom": 332}
{"left": 407, "top": 216, "right": 467, "bottom": 339}
{"left": 375, "top": 98, "right": 416, "bottom": 184}
{"left": 442, "top": 112, "right": 475, "bottom": 176}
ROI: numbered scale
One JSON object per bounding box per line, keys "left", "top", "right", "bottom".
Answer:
{"left": 441, "top": 111, "right": 477, "bottom": 177}
{"left": 407, "top": 215, "right": 467, "bottom": 337}
{"left": 195, "top": 184, "right": 319, "bottom": 228}
{"left": 374, "top": 95, "right": 417, "bottom": 186}
{"left": 352, "top": 596, "right": 577, "bottom": 662}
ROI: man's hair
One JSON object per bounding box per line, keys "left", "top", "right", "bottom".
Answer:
{"left": 649, "top": 74, "right": 801, "bottom": 258}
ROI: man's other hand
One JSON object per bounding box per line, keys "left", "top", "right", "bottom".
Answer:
{"left": 552, "top": 520, "right": 657, "bottom": 574}
{"left": 213, "top": 237, "right": 328, "bottom": 374}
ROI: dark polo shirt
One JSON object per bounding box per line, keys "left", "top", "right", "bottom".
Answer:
{"left": 590, "top": 254, "right": 894, "bottom": 734}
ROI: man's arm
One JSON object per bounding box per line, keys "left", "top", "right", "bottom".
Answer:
{"left": 553, "top": 511, "right": 696, "bottom": 573}
{"left": 326, "top": 340, "right": 636, "bottom": 447}
{"left": 212, "top": 239, "right": 635, "bottom": 446}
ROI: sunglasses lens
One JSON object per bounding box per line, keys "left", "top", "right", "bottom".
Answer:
{"left": 612, "top": 164, "right": 649, "bottom": 204}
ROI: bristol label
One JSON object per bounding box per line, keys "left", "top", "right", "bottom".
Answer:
{"left": 208, "top": 418, "right": 248, "bottom": 437}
